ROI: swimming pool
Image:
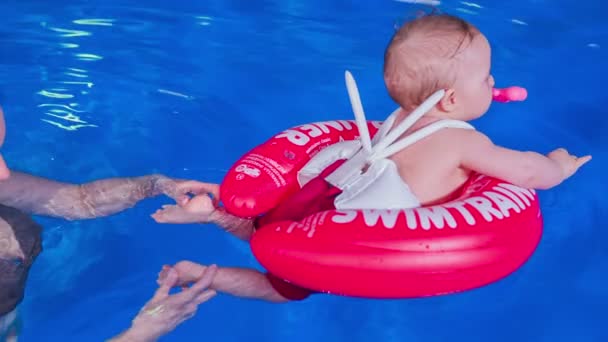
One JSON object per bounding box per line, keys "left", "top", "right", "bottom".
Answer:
{"left": 1, "top": 0, "right": 606, "bottom": 340}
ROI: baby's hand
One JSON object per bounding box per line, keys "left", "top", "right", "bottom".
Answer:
{"left": 151, "top": 194, "right": 216, "bottom": 224}
{"left": 547, "top": 148, "right": 592, "bottom": 180}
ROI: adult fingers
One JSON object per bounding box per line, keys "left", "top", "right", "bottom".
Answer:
{"left": 150, "top": 267, "right": 178, "bottom": 303}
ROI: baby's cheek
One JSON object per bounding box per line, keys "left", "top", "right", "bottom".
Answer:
{"left": 483, "top": 91, "right": 493, "bottom": 110}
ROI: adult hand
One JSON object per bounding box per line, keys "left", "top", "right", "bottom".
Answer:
{"left": 109, "top": 265, "right": 218, "bottom": 342}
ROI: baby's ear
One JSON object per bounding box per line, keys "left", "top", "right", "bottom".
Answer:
{"left": 437, "top": 88, "right": 457, "bottom": 112}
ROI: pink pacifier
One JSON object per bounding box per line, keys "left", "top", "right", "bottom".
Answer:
{"left": 492, "top": 86, "right": 528, "bottom": 103}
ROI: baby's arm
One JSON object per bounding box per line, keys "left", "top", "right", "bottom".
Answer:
{"left": 459, "top": 130, "right": 591, "bottom": 189}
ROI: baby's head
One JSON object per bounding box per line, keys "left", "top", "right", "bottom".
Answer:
{"left": 384, "top": 13, "right": 495, "bottom": 120}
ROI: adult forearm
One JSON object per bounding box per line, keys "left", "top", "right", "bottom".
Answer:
{"left": 0, "top": 171, "right": 166, "bottom": 220}
{"left": 63, "top": 174, "right": 165, "bottom": 219}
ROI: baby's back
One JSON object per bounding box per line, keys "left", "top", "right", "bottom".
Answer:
{"left": 388, "top": 124, "right": 471, "bottom": 205}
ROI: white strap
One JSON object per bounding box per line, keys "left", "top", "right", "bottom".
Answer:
{"left": 326, "top": 70, "right": 472, "bottom": 190}
{"left": 325, "top": 119, "right": 473, "bottom": 188}
{"left": 345, "top": 71, "right": 372, "bottom": 154}
{"left": 324, "top": 146, "right": 369, "bottom": 189}
{"left": 370, "top": 119, "right": 474, "bottom": 161}
{"left": 371, "top": 107, "right": 400, "bottom": 145}
{"left": 369, "top": 89, "right": 445, "bottom": 155}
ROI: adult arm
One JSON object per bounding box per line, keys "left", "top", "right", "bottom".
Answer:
{"left": 0, "top": 171, "right": 184, "bottom": 220}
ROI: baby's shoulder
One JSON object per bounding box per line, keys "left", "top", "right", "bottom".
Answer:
{"left": 430, "top": 125, "right": 483, "bottom": 144}
{"left": 441, "top": 125, "right": 489, "bottom": 142}
{"left": 413, "top": 126, "right": 489, "bottom": 156}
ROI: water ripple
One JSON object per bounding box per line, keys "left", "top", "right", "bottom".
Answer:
{"left": 37, "top": 90, "right": 75, "bottom": 99}
{"left": 74, "top": 53, "right": 103, "bottom": 61}
{"left": 38, "top": 104, "right": 86, "bottom": 113}
{"left": 72, "top": 18, "right": 115, "bottom": 27}
{"left": 48, "top": 27, "right": 92, "bottom": 37}
{"left": 60, "top": 43, "right": 79, "bottom": 48}
{"left": 40, "top": 119, "right": 98, "bottom": 131}
{"left": 15, "top": 16, "right": 109, "bottom": 131}
{"left": 43, "top": 111, "right": 89, "bottom": 124}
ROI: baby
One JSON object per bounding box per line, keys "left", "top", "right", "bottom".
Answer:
{"left": 152, "top": 13, "right": 591, "bottom": 303}
{"left": 381, "top": 13, "right": 590, "bottom": 206}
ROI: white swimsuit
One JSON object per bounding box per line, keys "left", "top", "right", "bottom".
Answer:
{"left": 297, "top": 71, "right": 475, "bottom": 210}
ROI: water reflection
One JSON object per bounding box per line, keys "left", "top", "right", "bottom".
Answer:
{"left": 460, "top": 1, "right": 483, "bottom": 8}
{"left": 35, "top": 18, "right": 110, "bottom": 131}
{"left": 72, "top": 18, "right": 115, "bottom": 26}
{"left": 157, "top": 88, "right": 194, "bottom": 100}
{"left": 40, "top": 120, "right": 97, "bottom": 131}
{"left": 48, "top": 26, "right": 91, "bottom": 37}
{"left": 455, "top": 7, "right": 478, "bottom": 15}
{"left": 511, "top": 19, "right": 528, "bottom": 26}
{"left": 59, "top": 43, "right": 79, "bottom": 48}
{"left": 37, "top": 90, "right": 74, "bottom": 99}
{"left": 74, "top": 53, "right": 103, "bottom": 61}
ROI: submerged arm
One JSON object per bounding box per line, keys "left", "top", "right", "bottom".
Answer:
{"left": 209, "top": 207, "right": 255, "bottom": 241}
{"left": 0, "top": 171, "right": 171, "bottom": 220}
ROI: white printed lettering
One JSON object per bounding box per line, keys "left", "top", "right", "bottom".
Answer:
{"left": 315, "top": 121, "right": 344, "bottom": 134}
{"left": 276, "top": 121, "right": 357, "bottom": 146}
{"left": 317, "top": 211, "right": 329, "bottom": 227}
{"left": 361, "top": 210, "right": 400, "bottom": 229}
{"left": 404, "top": 209, "right": 418, "bottom": 229}
{"left": 275, "top": 129, "right": 310, "bottom": 146}
{"left": 497, "top": 183, "right": 535, "bottom": 207}
{"left": 337, "top": 120, "right": 354, "bottom": 130}
{"left": 305, "top": 213, "right": 323, "bottom": 238}
{"left": 300, "top": 124, "right": 323, "bottom": 138}
{"left": 286, "top": 222, "right": 299, "bottom": 234}
{"left": 328, "top": 185, "right": 530, "bottom": 231}
{"left": 464, "top": 196, "right": 504, "bottom": 222}
{"left": 493, "top": 186, "right": 525, "bottom": 210}
{"left": 246, "top": 154, "right": 286, "bottom": 186}
{"left": 444, "top": 201, "right": 476, "bottom": 225}
{"left": 416, "top": 207, "right": 457, "bottom": 229}
{"left": 305, "top": 140, "right": 323, "bottom": 155}
{"left": 331, "top": 210, "right": 358, "bottom": 224}
{"left": 484, "top": 191, "right": 521, "bottom": 217}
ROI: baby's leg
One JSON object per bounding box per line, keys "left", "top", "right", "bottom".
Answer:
{"left": 167, "top": 261, "right": 311, "bottom": 303}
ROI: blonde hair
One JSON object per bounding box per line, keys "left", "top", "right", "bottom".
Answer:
{"left": 383, "top": 14, "right": 479, "bottom": 110}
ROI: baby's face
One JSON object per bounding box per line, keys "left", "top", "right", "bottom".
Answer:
{"left": 453, "top": 33, "right": 494, "bottom": 119}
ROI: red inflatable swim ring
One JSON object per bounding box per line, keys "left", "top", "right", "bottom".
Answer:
{"left": 221, "top": 118, "right": 381, "bottom": 217}
{"left": 220, "top": 72, "right": 542, "bottom": 299}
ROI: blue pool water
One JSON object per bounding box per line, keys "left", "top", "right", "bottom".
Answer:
{"left": 1, "top": 0, "right": 606, "bottom": 341}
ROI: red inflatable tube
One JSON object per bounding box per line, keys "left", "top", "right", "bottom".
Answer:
{"left": 221, "top": 120, "right": 380, "bottom": 217}
{"left": 221, "top": 119, "right": 543, "bottom": 299}
{"left": 250, "top": 172, "right": 542, "bottom": 298}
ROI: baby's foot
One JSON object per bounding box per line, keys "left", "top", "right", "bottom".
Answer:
{"left": 151, "top": 194, "right": 215, "bottom": 224}
{"left": 157, "top": 265, "right": 180, "bottom": 285}
{"left": 152, "top": 204, "right": 199, "bottom": 224}
{"left": 157, "top": 261, "right": 209, "bottom": 287}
